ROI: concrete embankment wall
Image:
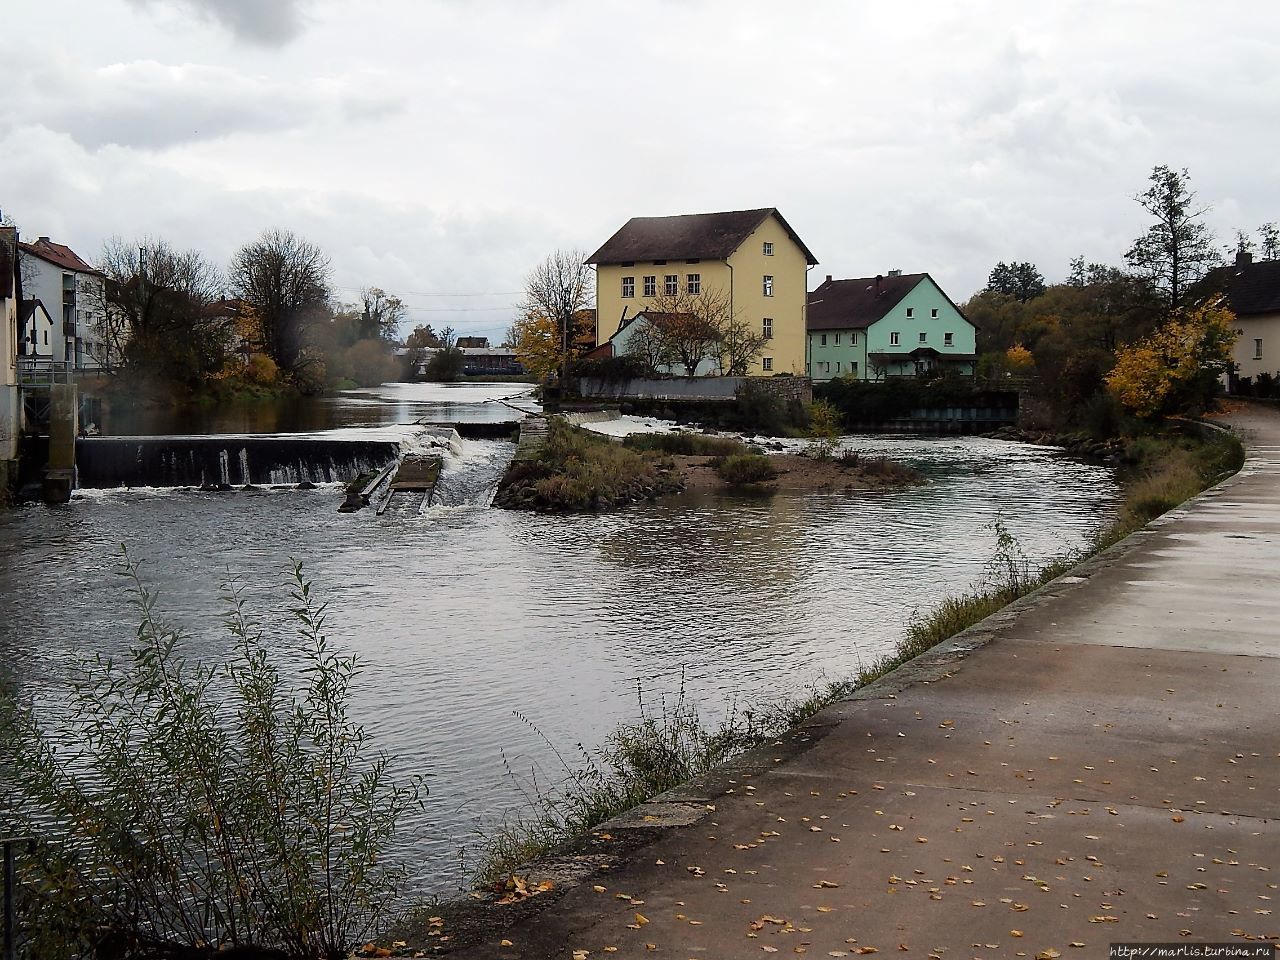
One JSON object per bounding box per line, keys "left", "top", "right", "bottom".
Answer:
{"left": 578, "top": 375, "right": 813, "bottom": 406}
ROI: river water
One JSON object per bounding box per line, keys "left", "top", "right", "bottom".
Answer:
{"left": 0, "top": 383, "right": 1119, "bottom": 894}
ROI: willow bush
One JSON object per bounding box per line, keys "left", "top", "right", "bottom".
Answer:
{"left": 0, "top": 552, "right": 423, "bottom": 960}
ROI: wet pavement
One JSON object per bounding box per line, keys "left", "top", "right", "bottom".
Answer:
{"left": 449, "top": 404, "right": 1280, "bottom": 959}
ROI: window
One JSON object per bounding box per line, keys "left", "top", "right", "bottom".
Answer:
{"left": 686, "top": 273, "right": 701, "bottom": 294}
{"left": 621, "top": 261, "right": 635, "bottom": 267}
{"left": 851, "top": 331, "right": 859, "bottom": 345}
{"left": 643, "top": 276, "right": 656, "bottom": 297}
{"left": 906, "top": 307, "right": 914, "bottom": 318}
{"left": 834, "top": 333, "right": 841, "bottom": 345}
{"left": 685, "top": 259, "right": 700, "bottom": 264}
{"left": 931, "top": 308, "right": 939, "bottom": 319}
{"left": 653, "top": 260, "right": 666, "bottom": 265}
{"left": 836, "top": 361, "right": 841, "bottom": 372}
{"left": 850, "top": 361, "right": 858, "bottom": 377}
{"left": 919, "top": 332, "right": 928, "bottom": 343}
{"left": 664, "top": 275, "right": 679, "bottom": 295}
{"left": 762, "top": 317, "right": 773, "bottom": 339}
{"left": 763, "top": 241, "right": 774, "bottom": 256}
{"left": 762, "top": 357, "right": 773, "bottom": 371}
{"left": 621, "top": 276, "right": 635, "bottom": 298}
{"left": 1256, "top": 338, "right": 1264, "bottom": 360}
{"left": 820, "top": 333, "right": 827, "bottom": 346}
{"left": 890, "top": 332, "right": 900, "bottom": 346}
{"left": 944, "top": 332, "right": 954, "bottom": 347}
{"left": 763, "top": 275, "right": 774, "bottom": 297}
{"left": 821, "top": 361, "right": 829, "bottom": 373}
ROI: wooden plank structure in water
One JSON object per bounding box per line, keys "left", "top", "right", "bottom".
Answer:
{"left": 374, "top": 454, "right": 442, "bottom": 516}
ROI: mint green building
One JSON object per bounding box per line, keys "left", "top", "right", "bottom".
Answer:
{"left": 806, "top": 272, "right": 976, "bottom": 382}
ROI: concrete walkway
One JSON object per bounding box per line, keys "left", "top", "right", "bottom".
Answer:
{"left": 458, "top": 405, "right": 1280, "bottom": 959}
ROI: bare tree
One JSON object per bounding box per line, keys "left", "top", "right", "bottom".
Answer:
{"left": 625, "top": 316, "right": 678, "bottom": 374}
{"left": 359, "top": 287, "right": 406, "bottom": 341}
{"left": 92, "top": 237, "right": 228, "bottom": 384}
{"left": 519, "top": 249, "right": 594, "bottom": 388}
{"left": 713, "top": 309, "right": 770, "bottom": 376}
{"left": 229, "top": 229, "right": 332, "bottom": 376}
{"left": 1258, "top": 223, "right": 1280, "bottom": 261}
{"left": 1125, "top": 165, "right": 1220, "bottom": 311}
{"left": 642, "top": 287, "right": 739, "bottom": 376}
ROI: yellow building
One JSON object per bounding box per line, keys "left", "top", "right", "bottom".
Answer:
{"left": 588, "top": 208, "right": 818, "bottom": 376}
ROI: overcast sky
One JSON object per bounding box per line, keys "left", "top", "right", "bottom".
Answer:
{"left": 5, "top": 0, "right": 1279, "bottom": 341}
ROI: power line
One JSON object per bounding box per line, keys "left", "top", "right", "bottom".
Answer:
{"left": 331, "top": 284, "right": 522, "bottom": 297}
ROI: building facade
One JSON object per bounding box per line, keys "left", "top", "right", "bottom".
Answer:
{"left": 1200, "top": 253, "right": 1280, "bottom": 384}
{"left": 806, "top": 272, "right": 976, "bottom": 382}
{"left": 589, "top": 208, "right": 818, "bottom": 376}
{"left": 1, "top": 227, "right": 21, "bottom": 495}
{"left": 18, "top": 237, "right": 107, "bottom": 371}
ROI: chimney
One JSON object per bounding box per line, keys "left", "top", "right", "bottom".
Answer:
{"left": 1236, "top": 249, "right": 1253, "bottom": 268}
{"left": 875, "top": 274, "right": 883, "bottom": 293}
{"left": 887, "top": 268, "right": 902, "bottom": 277}
{"left": 824, "top": 274, "right": 832, "bottom": 284}
{"left": 37, "top": 236, "right": 50, "bottom": 243}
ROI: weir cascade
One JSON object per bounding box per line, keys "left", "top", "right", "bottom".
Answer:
{"left": 75, "top": 436, "right": 404, "bottom": 488}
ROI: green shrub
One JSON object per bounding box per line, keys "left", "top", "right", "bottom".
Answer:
{"left": 497, "top": 419, "right": 682, "bottom": 511}
{"left": 0, "top": 554, "right": 422, "bottom": 960}
{"left": 714, "top": 453, "right": 778, "bottom": 486}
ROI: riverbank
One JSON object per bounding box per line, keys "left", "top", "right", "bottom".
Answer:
{"left": 383, "top": 412, "right": 1254, "bottom": 955}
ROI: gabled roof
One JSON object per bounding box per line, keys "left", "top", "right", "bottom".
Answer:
{"left": 807, "top": 273, "right": 926, "bottom": 330}
{"left": 19, "top": 299, "right": 53, "bottom": 324}
{"left": 807, "top": 272, "right": 971, "bottom": 331}
{"left": 588, "top": 208, "right": 818, "bottom": 266}
{"left": 19, "top": 237, "right": 96, "bottom": 273}
{"left": 1197, "top": 258, "right": 1280, "bottom": 316}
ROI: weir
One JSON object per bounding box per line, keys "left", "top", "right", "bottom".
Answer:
{"left": 75, "top": 436, "right": 403, "bottom": 488}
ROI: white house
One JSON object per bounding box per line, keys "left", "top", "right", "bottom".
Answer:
{"left": 587, "top": 310, "right": 721, "bottom": 377}
{"left": 1200, "top": 252, "right": 1280, "bottom": 385}
{"left": 18, "top": 237, "right": 107, "bottom": 371}
{"left": 19, "top": 300, "right": 55, "bottom": 358}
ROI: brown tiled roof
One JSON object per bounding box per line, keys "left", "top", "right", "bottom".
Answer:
{"left": 588, "top": 208, "right": 818, "bottom": 266}
{"left": 19, "top": 237, "right": 97, "bottom": 273}
{"left": 807, "top": 273, "right": 928, "bottom": 330}
{"left": 1197, "top": 258, "right": 1280, "bottom": 315}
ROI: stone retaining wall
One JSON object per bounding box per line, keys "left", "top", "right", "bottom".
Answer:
{"left": 577, "top": 375, "right": 811, "bottom": 405}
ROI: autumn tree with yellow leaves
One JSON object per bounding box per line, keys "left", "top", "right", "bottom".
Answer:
{"left": 1105, "top": 303, "right": 1237, "bottom": 418}
{"left": 515, "top": 249, "right": 595, "bottom": 386}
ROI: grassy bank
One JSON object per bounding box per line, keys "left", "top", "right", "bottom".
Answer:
{"left": 461, "top": 424, "right": 1243, "bottom": 887}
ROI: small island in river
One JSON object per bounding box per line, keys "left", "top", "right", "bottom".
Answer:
{"left": 493, "top": 419, "right": 921, "bottom": 512}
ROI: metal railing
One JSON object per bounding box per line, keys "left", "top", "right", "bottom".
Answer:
{"left": 15, "top": 360, "right": 73, "bottom": 387}
{"left": 1, "top": 836, "right": 32, "bottom": 960}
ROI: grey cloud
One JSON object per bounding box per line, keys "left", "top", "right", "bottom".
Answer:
{"left": 126, "top": 0, "right": 310, "bottom": 46}
{"left": 3, "top": 58, "right": 405, "bottom": 151}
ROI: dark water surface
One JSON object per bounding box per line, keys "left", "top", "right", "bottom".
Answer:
{"left": 0, "top": 385, "right": 1120, "bottom": 893}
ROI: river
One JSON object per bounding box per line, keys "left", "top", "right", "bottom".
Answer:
{"left": 0, "top": 382, "right": 1120, "bottom": 894}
